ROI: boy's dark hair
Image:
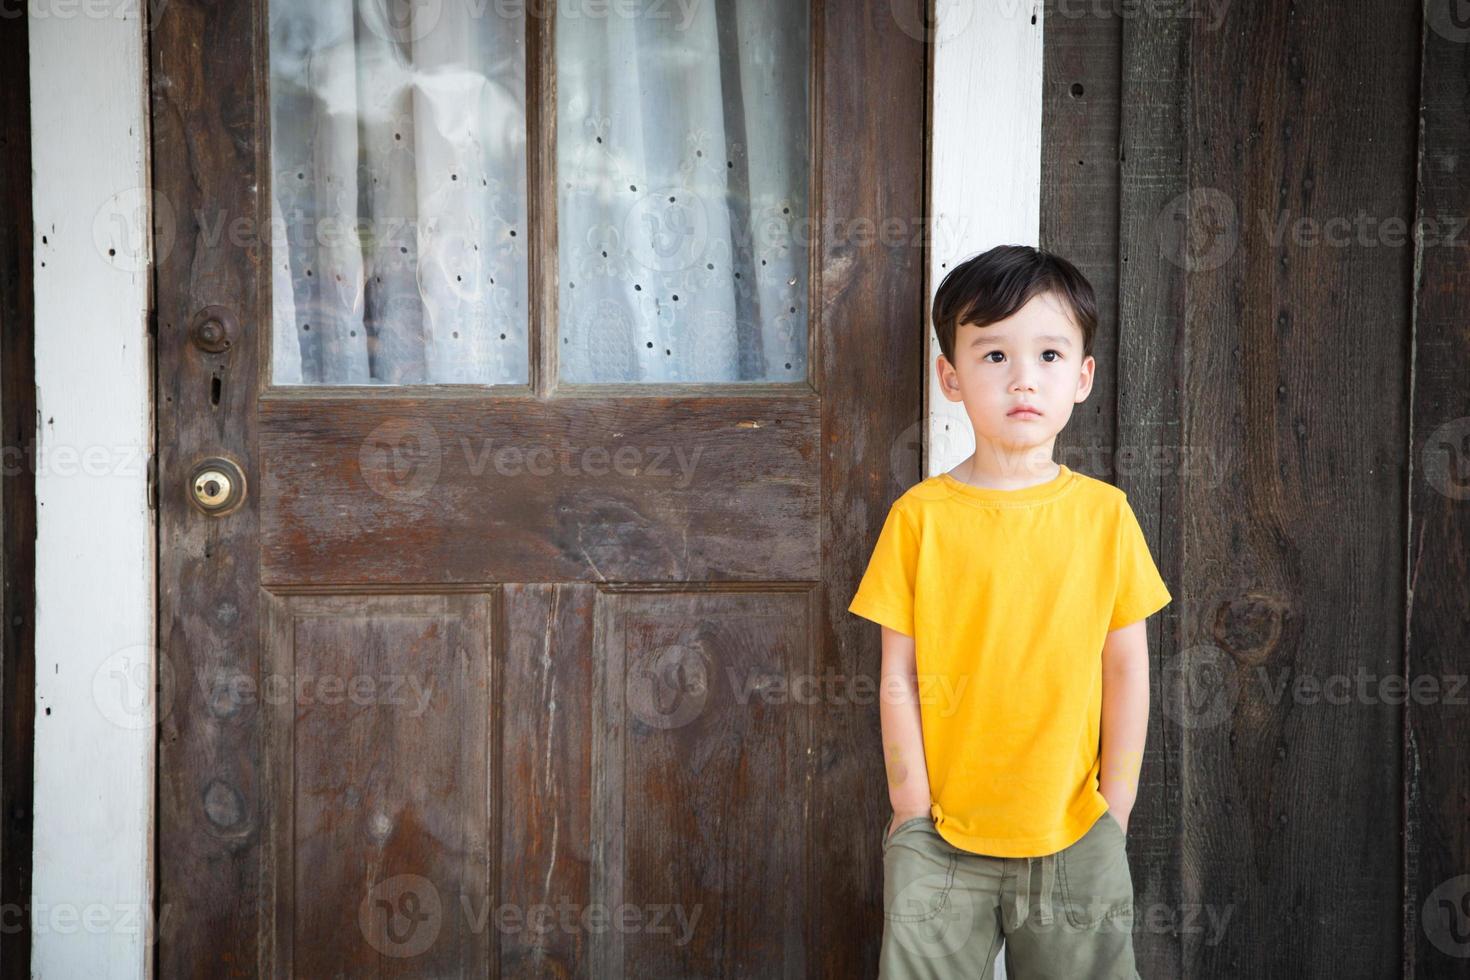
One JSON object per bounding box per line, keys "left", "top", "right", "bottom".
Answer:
{"left": 931, "top": 244, "right": 1098, "bottom": 365}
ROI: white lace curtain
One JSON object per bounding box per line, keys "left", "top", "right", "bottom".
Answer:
{"left": 268, "top": 0, "right": 808, "bottom": 386}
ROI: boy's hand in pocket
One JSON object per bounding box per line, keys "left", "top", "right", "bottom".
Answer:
{"left": 885, "top": 808, "right": 931, "bottom": 842}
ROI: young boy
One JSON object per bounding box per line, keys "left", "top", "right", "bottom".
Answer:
{"left": 848, "top": 245, "right": 1171, "bottom": 978}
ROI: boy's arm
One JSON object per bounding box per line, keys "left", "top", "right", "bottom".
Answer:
{"left": 879, "top": 625, "right": 933, "bottom": 838}
{"left": 1099, "top": 618, "right": 1151, "bottom": 833}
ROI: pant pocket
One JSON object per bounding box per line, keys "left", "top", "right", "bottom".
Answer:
{"left": 882, "top": 824, "right": 958, "bottom": 925}
{"left": 881, "top": 814, "right": 933, "bottom": 853}
{"left": 1056, "top": 812, "right": 1135, "bottom": 928}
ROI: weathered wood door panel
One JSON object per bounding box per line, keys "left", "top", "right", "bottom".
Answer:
{"left": 262, "top": 593, "right": 497, "bottom": 976}
{"left": 151, "top": 2, "right": 925, "bottom": 976}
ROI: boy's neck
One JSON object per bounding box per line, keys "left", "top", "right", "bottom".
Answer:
{"left": 955, "top": 442, "right": 1061, "bottom": 490}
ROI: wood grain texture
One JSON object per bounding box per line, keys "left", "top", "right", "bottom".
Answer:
{"left": 1041, "top": 9, "right": 1121, "bottom": 482}
{"left": 1185, "top": 2, "right": 1415, "bottom": 975}
{"left": 815, "top": 1, "right": 928, "bottom": 977}
{"left": 1115, "top": 7, "right": 1189, "bottom": 979}
{"left": 529, "top": 8, "right": 558, "bottom": 399}
{"left": 152, "top": 0, "right": 925, "bottom": 975}
{"left": 592, "top": 588, "right": 812, "bottom": 979}
{"left": 500, "top": 584, "right": 596, "bottom": 979}
{"left": 1052, "top": 3, "right": 1435, "bottom": 977}
{"left": 262, "top": 592, "right": 495, "bottom": 976}
{"left": 1406, "top": 3, "right": 1470, "bottom": 975}
{"left": 259, "top": 395, "right": 821, "bottom": 585}
{"left": 1047, "top": 12, "right": 1192, "bottom": 980}
{"left": 151, "top": 0, "right": 266, "bottom": 973}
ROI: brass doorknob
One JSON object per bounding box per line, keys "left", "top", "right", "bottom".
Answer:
{"left": 188, "top": 456, "right": 246, "bottom": 514}
{"left": 193, "top": 470, "right": 232, "bottom": 507}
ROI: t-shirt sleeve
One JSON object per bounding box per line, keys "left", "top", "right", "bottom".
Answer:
{"left": 847, "top": 501, "right": 920, "bottom": 637}
{"left": 1110, "top": 496, "right": 1172, "bottom": 631}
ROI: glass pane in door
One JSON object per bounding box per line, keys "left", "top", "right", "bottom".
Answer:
{"left": 268, "top": 1, "right": 528, "bottom": 384}
{"left": 556, "top": 1, "right": 810, "bottom": 383}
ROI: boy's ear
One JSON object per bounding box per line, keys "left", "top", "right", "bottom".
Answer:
{"left": 936, "top": 354, "right": 965, "bottom": 402}
{"left": 1074, "top": 354, "right": 1096, "bottom": 403}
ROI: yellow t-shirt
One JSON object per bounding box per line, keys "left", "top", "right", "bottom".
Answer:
{"left": 848, "top": 464, "right": 1172, "bottom": 857}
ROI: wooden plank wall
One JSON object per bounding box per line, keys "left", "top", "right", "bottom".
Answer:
{"left": 1407, "top": 3, "right": 1470, "bottom": 978}
{"left": 1043, "top": 2, "right": 1466, "bottom": 977}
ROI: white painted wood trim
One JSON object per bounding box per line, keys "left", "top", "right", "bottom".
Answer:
{"left": 29, "top": 4, "right": 155, "bottom": 978}
{"left": 927, "top": 0, "right": 1045, "bottom": 480}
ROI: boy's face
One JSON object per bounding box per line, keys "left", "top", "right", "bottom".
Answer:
{"left": 936, "top": 291, "right": 1095, "bottom": 457}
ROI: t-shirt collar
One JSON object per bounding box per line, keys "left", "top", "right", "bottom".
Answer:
{"left": 934, "top": 463, "right": 1075, "bottom": 506}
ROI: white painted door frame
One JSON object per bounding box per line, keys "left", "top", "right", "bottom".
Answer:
{"left": 29, "top": 2, "right": 156, "bottom": 978}
{"left": 926, "top": 1, "right": 1044, "bottom": 481}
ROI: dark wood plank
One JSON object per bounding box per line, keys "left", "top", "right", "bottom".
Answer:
{"left": 259, "top": 395, "right": 821, "bottom": 585}
{"left": 1049, "top": 14, "right": 1223, "bottom": 978}
{"left": 529, "top": 8, "right": 557, "bottom": 398}
{"left": 815, "top": 0, "right": 928, "bottom": 976}
{"left": 594, "top": 588, "right": 811, "bottom": 978}
{"left": 1406, "top": 3, "right": 1470, "bottom": 975}
{"left": 500, "top": 583, "right": 596, "bottom": 979}
{"left": 150, "top": 0, "right": 266, "bottom": 973}
{"left": 0, "top": 9, "right": 35, "bottom": 977}
{"left": 263, "top": 592, "right": 494, "bottom": 976}
{"left": 1042, "top": 9, "right": 1121, "bottom": 482}
{"left": 1115, "top": 7, "right": 1188, "bottom": 977}
{"left": 1182, "top": 2, "right": 1416, "bottom": 976}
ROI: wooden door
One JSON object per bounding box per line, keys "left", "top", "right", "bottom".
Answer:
{"left": 150, "top": 1, "right": 926, "bottom": 976}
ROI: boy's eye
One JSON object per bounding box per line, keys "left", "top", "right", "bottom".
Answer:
{"left": 983, "top": 350, "right": 1061, "bottom": 363}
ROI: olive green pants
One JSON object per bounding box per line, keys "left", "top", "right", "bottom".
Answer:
{"left": 879, "top": 811, "right": 1140, "bottom": 979}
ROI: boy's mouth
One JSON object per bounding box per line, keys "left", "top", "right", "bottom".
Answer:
{"left": 1007, "top": 405, "right": 1044, "bottom": 419}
